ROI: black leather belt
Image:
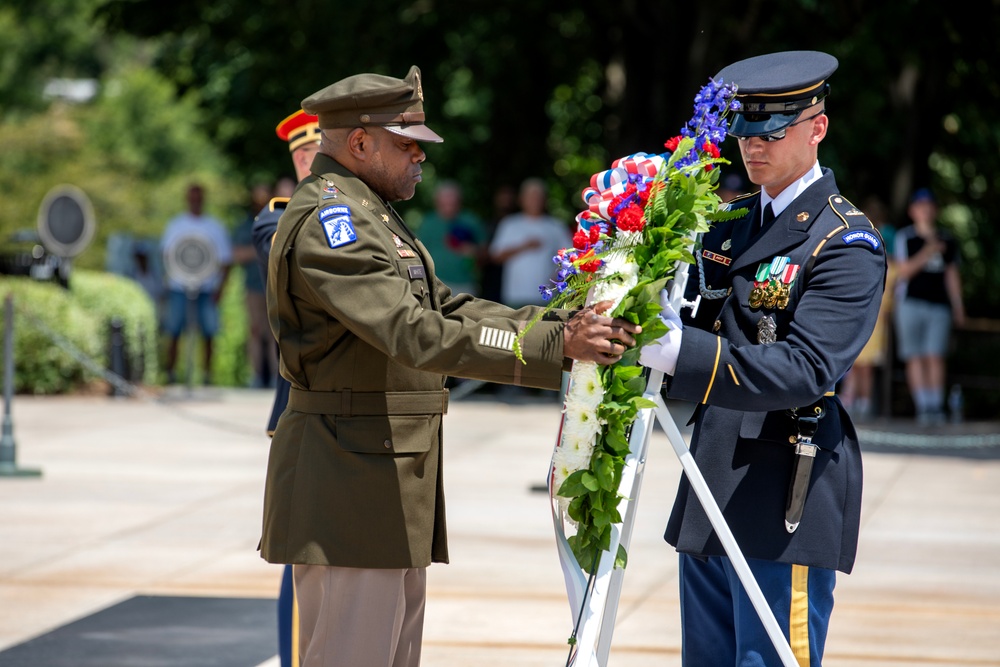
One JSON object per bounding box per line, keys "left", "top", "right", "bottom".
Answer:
{"left": 288, "top": 388, "right": 449, "bottom": 416}
{"left": 784, "top": 397, "right": 827, "bottom": 533}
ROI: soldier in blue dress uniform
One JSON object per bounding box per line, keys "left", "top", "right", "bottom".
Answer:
{"left": 252, "top": 108, "right": 322, "bottom": 667}
{"left": 640, "top": 51, "right": 887, "bottom": 666}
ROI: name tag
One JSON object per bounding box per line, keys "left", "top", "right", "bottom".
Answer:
{"left": 407, "top": 265, "right": 426, "bottom": 280}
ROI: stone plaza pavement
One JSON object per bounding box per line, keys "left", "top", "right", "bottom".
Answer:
{"left": 0, "top": 387, "right": 998, "bottom": 666}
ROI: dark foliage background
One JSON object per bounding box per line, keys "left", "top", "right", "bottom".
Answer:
{"left": 2, "top": 0, "right": 999, "bottom": 406}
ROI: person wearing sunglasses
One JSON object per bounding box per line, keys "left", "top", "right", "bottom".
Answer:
{"left": 639, "top": 51, "right": 887, "bottom": 666}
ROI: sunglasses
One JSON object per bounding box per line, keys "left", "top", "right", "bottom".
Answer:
{"left": 737, "top": 109, "right": 826, "bottom": 142}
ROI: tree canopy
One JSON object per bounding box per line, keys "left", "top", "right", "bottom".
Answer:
{"left": 2, "top": 0, "right": 999, "bottom": 314}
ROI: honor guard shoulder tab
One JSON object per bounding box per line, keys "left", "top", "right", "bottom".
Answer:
{"left": 268, "top": 197, "right": 290, "bottom": 213}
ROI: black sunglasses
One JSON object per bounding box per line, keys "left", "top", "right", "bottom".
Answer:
{"left": 738, "top": 109, "right": 826, "bottom": 142}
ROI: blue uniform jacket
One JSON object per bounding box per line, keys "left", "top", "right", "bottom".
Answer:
{"left": 665, "top": 169, "right": 886, "bottom": 573}
{"left": 252, "top": 198, "right": 291, "bottom": 435}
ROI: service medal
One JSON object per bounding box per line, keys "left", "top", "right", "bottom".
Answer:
{"left": 776, "top": 285, "right": 790, "bottom": 310}
{"left": 763, "top": 282, "right": 780, "bottom": 309}
{"left": 758, "top": 315, "right": 777, "bottom": 345}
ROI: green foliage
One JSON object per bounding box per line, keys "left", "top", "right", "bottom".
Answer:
{"left": 211, "top": 266, "right": 250, "bottom": 387}
{"left": 70, "top": 269, "right": 159, "bottom": 385}
{"left": 0, "top": 268, "right": 256, "bottom": 393}
{"left": 0, "top": 69, "right": 244, "bottom": 274}
{"left": 0, "top": 277, "right": 102, "bottom": 394}
{"left": 0, "top": 0, "right": 106, "bottom": 115}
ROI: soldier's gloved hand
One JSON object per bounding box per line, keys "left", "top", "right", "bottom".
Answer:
{"left": 639, "top": 290, "right": 683, "bottom": 375}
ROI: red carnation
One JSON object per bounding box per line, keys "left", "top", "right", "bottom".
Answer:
{"left": 664, "top": 136, "right": 682, "bottom": 152}
{"left": 703, "top": 141, "right": 721, "bottom": 158}
{"left": 573, "top": 229, "right": 590, "bottom": 250}
{"left": 616, "top": 204, "right": 645, "bottom": 233}
{"left": 589, "top": 225, "right": 601, "bottom": 244}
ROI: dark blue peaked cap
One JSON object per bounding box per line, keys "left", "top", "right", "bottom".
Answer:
{"left": 716, "top": 51, "right": 838, "bottom": 138}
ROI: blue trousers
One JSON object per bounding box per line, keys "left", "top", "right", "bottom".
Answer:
{"left": 678, "top": 554, "right": 836, "bottom": 667}
{"left": 278, "top": 564, "right": 295, "bottom": 667}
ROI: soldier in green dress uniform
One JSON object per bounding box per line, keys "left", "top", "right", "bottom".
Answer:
{"left": 260, "top": 65, "right": 640, "bottom": 667}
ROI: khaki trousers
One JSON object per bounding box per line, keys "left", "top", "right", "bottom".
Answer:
{"left": 293, "top": 564, "right": 426, "bottom": 667}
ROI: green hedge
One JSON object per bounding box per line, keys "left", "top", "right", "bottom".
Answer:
{"left": 0, "top": 271, "right": 158, "bottom": 394}
{"left": 0, "top": 267, "right": 263, "bottom": 394}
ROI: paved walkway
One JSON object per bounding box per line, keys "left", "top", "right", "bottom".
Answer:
{"left": 0, "top": 388, "right": 998, "bottom": 666}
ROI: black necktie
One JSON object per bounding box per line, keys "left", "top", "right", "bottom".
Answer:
{"left": 758, "top": 202, "right": 774, "bottom": 235}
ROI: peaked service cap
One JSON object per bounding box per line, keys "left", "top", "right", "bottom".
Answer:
{"left": 716, "top": 51, "right": 838, "bottom": 139}
{"left": 275, "top": 110, "right": 321, "bottom": 152}
{"left": 302, "top": 65, "right": 443, "bottom": 143}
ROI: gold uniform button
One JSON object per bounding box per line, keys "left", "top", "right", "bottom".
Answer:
{"left": 713, "top": 320, "right": 721, "bottom": 332}
{"left": 789, "top": 436, "right": 797, "bottom": 444}
{"left": 360, "top": 114, "right": 371, "bottom": 123}
{"left": 383, "top": 439, "right": 392, "bottom": 448}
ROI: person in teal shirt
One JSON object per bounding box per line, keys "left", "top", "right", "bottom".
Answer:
{"left": 415, "top": 180, "right": 486, "bottom": 295}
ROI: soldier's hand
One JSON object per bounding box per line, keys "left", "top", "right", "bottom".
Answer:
{"left": 563, "top": 300, "right": 641, "bottom": 365}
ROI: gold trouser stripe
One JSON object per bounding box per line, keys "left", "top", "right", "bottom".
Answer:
{"left": 292, "top": 577, "right": 300, "bottom": 666}
{"left": 790, "top": 564, "right": 811, "bottom": 666}
{"left": 727, "top": 363, "right": 740, "bottom": 386}
{"left": 701, "top": 337, "right": 722, "bottom": 403}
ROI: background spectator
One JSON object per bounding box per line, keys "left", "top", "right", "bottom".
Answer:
{"left": 893, "top": 188, "right": 966, "bottom": 424}
{"left": 414, "top": 180, "right": 486, "bottom": 296}
{"left": 488, "top": 178, "right": 573, "bottom": 308}
{"left": 160, "top": 184, "right": 233, "bottom": 385}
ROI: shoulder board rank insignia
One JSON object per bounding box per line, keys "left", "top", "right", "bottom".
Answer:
{"left": 268, "top": 197, "right": 290, "bottom": 213}
{"left": 841, "top": 229, "right": 882, "bottom": 252}
{"left": 381, "top": 214, "right": 390, "bottom": 223}
{"left": 829, "top": 194, "right": 872, "bottom": 228}
{"left": 361, "top": 199, "right": 369, "bottom": 207}
{"left": 796, "top": 211, "right": 809, "bottom": 222}
{"left": 318, "top": 205, "right": 357, "bottom": 249}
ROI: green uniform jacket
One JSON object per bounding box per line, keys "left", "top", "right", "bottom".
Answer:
{"left": 261, "top": 153, "right": 568, "bottom": 568}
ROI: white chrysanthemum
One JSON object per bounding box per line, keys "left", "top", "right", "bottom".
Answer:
{"left": 557, "top": 430, "right": 595, "bottom": 471}
{"left": 562, "top": 399, "right": 604, "bottom": 442}
{"left": 601, "top": 249, "right": 639, "bottom": 279}
{"left": 567, "top": 362, "right": 604, "bottom": 410}
{"left": 592, "top": 249, "right": 640, "bottom": 307}
{"left": 550, "top": 452, "right": 582, "bottom": 526}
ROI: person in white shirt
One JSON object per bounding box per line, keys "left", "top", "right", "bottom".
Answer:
{"left": 160, "top": 184, "right": 233, "bottom": 384}
{"left": 488, "top": 178, "right": 573, "bottom": 308}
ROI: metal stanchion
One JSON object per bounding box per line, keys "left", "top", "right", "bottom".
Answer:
{"left": 108, "top": 317, "right": 128, "bottom": 398}
{"left": 0, "top": 294, "right": 42, "bottom": 478}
